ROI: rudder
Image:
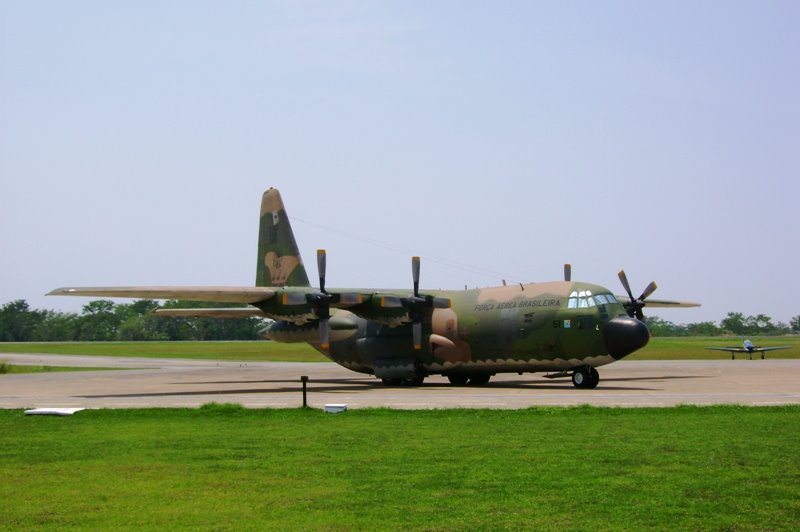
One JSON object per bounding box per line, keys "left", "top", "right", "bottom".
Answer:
{"left": 256, "top": 188, "right": 311, "bottom": 287}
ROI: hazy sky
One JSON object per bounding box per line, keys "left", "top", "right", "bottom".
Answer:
{"left": 2, "top": 1, "right": 798, "bottom": 325}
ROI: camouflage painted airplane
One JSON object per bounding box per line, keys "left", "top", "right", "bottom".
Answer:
{"left": 49, "top": 188, "right": 699, "bottom": 389}
{"left": 705, "top": 340, "right": 791, "bottom": 360}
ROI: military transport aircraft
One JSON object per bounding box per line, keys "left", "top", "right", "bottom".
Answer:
{"left": 49, "top": 188, "right": 699, "bottom": 389}
{"left": 705, "top": 340, "right": 792, "bottom": 360}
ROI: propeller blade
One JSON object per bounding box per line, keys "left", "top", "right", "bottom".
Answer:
{"left": 313, "top": 249, "right": 332, "bottom": 347}
{"left": 412, "top": 256, "right": 420, "bottom": 297}
{"left": 412, "top": 322, "right": 422, "bottom": 350}
{"left": 317, "top": 249, "right": 327, "bottom": 293}
{"left": 319, "top": 317, "right": 330, "bottom": 349}
{"left": 564, "top": 264, "right": 571, "bottom": 282}
{"left": 639, "top": 281, "right": 658, "bottom": 301}
{"left": 618, "top": 270, "right": 634, "bottom": 301}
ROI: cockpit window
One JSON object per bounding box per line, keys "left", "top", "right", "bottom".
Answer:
{"left": 567, "top": 290, "right": 617, "bottom": 309}
{"left": 568, "top": 289, "right": 591, "bottom": 308}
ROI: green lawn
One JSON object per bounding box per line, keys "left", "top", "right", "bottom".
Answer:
{"left": 0, "top": 341, "right": 327, "bottom": 362}
{"left": 0, "top": 362, "right": 120, "bottom": 375}
{"left": 0, "top": 405, "right": 798, "bottom": 530}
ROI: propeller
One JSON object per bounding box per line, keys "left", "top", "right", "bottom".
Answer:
{"left": 301, "top": 252, "right": 448, "bottom": 351}
{"left": 564, "top": 264, "right": 572, "bottom": 282}
{"left": 395, "top": 256, "right": 450, "bottom": 350}
{"left": 307, "top": 249, "right": 334, "bottom": 349}
{"left": 407, "top": 256, "right": 425, "bottom": 350}
{"left": 617, "top": 270, "right": 658, "bottom": 321}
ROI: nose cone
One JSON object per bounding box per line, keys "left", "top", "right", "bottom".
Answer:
{"left": 604, "top": 317, "right": 650, "bottom": 359}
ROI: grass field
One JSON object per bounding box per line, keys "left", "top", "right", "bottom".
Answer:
{"left": 1, "top": 405, "right": 798, "bottom": 530}
{"left": 0, "top": 340, "right": 327, "bottom": 361}
{"left": 0, "top": 362, "right": 120, "bottom": 375}
{"left": 1, "top": 336, "right": 798, "bottom": 362}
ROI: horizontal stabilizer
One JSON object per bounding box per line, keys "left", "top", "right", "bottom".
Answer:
{"left": 47, "top": 286, "right": 276, "bottom": 304}
{"left": 154, "top": 308, "right": 267, "bottom": 318}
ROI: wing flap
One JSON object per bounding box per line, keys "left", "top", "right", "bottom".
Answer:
{"left": 154, "top": 308, "right": 267, "bottom": 318}
{"left": 48, "top": 286, "right": 276, "bottom": 304}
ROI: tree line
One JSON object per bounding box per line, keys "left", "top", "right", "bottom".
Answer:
{"left": 628, "top": 312, "right": 798, "bottom": 337}
{"left": 1, "top": 299, "right": 798, "bottom": 342}
{"left": 0, "top": 299, "right": 265, "bottom": 342}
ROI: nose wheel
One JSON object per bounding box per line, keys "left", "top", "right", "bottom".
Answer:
{"left": 572, "top": 366, "right": 600, "bottom": 389}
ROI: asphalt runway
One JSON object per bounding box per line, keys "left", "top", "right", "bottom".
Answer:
{"left": 2, "top": 353, "right": 799, "bottom": 409}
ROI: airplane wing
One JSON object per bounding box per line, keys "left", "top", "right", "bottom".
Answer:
{"left": 47, "top": 286, "right": 276, "bottom": 304}
{"left": 278, "top": 287, "right": 450, "bottom": 327}
{"left": 704, "top": 346, "right": 792, "bottom": 353}
{"left": 618, "top": 297, "right": 700, "bottom": 308}
{"left": 49, "top": 285, "right": 448, "bottom": 327}
{"left": 154, "top": 308, "right": 268, "bottom": 318}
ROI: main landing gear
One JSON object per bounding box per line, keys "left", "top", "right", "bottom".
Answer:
{"left": 572, "top": 366, "right": 600, "bottom": 389}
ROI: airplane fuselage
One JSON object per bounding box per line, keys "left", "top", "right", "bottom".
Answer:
{"left": 259, "top": 280, "right": 649, "bottom": 382}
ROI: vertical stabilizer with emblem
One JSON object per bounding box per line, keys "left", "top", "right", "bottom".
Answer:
{"left": 256, "top": 188, "right": 310, "bottom": 287}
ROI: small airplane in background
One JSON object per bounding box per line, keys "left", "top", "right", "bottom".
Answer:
{"left": 49, "top": 188, "right": 699, "bottom": 389}
{"left": 705, "top": 340, "right": 792, "bottom": 360}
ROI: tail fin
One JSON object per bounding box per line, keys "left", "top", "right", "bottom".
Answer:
{"left": 256, "top": 188, "right": 311, "bottom": 287}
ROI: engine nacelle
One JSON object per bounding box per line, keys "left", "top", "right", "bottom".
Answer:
{"left": 260, "top": 317, "right": 358, "bottom": 344}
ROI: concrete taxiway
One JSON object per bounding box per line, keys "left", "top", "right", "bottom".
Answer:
{"left": 1, "top": 353, "right": 799, "bottom": 409}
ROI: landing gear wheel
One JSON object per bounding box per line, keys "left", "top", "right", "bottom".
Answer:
{"left": 572, "top": 366, "right": 599, "bottom": 389}
{"left": 587, "top": 367, "right": 600, "bottom": 388}
{"left": 572, "top": 368, "right": 587, "bottom": 388}
{"left": 447, "top": 374, "right": 469, "bottom": 386}
{"left": 468, "top": 373, "right": 491, "bottom": 386}
{"left": 381, "top": 378, "right": 403, "bottom": 386}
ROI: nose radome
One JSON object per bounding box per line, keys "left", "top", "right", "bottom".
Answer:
{"left": 604, "top": 317, "right": 650, "bottom": 359}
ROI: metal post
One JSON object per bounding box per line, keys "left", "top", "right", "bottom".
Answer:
{"left": 301, "top": 375, "right": 308, "bottom": 408}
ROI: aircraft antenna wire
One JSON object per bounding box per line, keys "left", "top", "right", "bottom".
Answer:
{"left": 289, "top": 215, "right": 525, "bottom": 283}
